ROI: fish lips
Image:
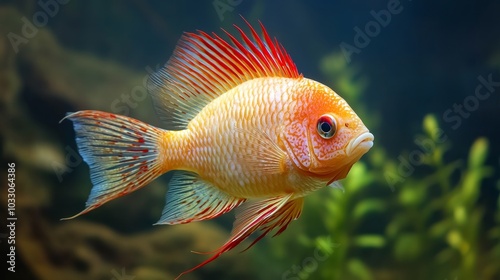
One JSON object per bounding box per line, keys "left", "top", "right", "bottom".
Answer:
{"left": 346, "top": 131, "right": 374, "bottom": 157}
{"left": 325, "top": 131, "right": 374, "bottom": 185}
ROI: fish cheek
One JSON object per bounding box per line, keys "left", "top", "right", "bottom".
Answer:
{"left": 283, "top": 120, "right": 311, "bottom": 170}
{"left": 310, "top": 129, "right": 347, "bottom": 163}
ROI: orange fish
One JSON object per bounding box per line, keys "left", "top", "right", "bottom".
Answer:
{"left": 62, "top": 19, "right": 373, "bottom": 278}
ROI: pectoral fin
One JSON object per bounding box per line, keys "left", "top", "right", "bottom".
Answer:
{"left": 234, "top": 128, "right": 288, "bottom": 175}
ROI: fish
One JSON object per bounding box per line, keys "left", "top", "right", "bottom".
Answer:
{"left": 61, "top": 19, "right": 374, "bottom": 279}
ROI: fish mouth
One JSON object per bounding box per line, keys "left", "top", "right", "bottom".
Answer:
{"left": 345, "top": 131, "right": 374, "bottom": 157}
{"left": 324, "top": 132, "right": 374, "bottom": 185}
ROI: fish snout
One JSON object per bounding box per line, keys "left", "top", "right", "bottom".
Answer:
{"left": 346, "top": 131, "right": 374, "bottom": 157}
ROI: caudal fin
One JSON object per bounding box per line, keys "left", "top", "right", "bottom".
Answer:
{"left": 61, "top": 110, "right": 166, "bottom": 219}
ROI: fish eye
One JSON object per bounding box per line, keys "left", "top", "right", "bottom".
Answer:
{"left": 317, "top": 114, "right": 337, "bottom": 139}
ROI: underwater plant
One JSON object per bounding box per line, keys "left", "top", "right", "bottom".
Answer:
{"left": 484, "top": 179, "right": 500, "bottom": 278}
{"left": 384, "top": 114, "right": 495, "bottom": 280}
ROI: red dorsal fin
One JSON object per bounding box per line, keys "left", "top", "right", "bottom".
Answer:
{"left": 148, "top": 19, "right": 301, "bottom": 130}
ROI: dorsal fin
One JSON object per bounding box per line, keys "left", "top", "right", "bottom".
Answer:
{"left": 148, "top": 19, "right": 301, "bottom": 130}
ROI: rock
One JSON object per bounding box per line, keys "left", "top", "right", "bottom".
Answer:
{"left": 17, "top": 214, "right": 253, "bottom": 280}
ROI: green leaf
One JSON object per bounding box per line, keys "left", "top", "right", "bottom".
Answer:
{"left": 423, "top": 114, "right": 439, "bottom": 140}
{"left": 446, "top": 230, "right": 463, "bottom": 250}
{"left": 352, "top": 199, "right": 385, "bottom": 220}
{"left": 347, "top": 258, "right": 373, "bottom": 280}
{"left": 453, "top": 206, "right": 467, "bottom": 225}
{"left": 353, "top": 234, "right": 386, "bottom": 248}
{"left": 461, "top": 168, "right": 491, "bottom": 203}
{"left": 368, "top": 148, "right": 386, "bottom": 168}
{"left": 398, "top": 184, "right": 426, "bottom": 207}
{"left": 393, "top": 233, "right": 422, "bottom": 261}
{"left": 429, "top": 220, "right": 451, "bottom": 238}
{"left": 468, "top": 137, "right": 489, "bottom": 169}
{"left": 314, "top": 236, "right": 339, "bottom": 256}
{"left": 297, "top": 233, "right": 312, "bottom": 247}
{"left": 385, "top": 219, "right": 402, "bottom": 238}
{"left": 345, "top": 162, "right": 372, "bottom": 194}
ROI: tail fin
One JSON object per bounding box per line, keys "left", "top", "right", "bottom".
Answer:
{"left": 61, "top": 110, "right": 166, "bottom": 219}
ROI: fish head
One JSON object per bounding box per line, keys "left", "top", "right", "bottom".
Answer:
{"left": 284, "top": 79, "right": 374, "bottom": 184}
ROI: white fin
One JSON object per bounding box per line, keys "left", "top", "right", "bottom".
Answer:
{"left": 328, "top": 180, "right": 345, "bottom": 192}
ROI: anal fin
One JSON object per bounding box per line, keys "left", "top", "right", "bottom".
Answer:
{"left": 155, "top": 171, "right": 245, "bottom": 225}
{"left": 174, "top": 194, "right": 304, "bottom": 279}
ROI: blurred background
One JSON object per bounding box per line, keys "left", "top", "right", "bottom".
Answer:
{"left": 1, "top": 0, "right": 500, "bottom": 279}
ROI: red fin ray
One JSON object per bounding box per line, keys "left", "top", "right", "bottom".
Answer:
{"left": 148, "top": 19, "right": 300, "bottom": 130}
{"left": 240, "top": 197, "right": 304, "bottom": 252}
{"left": 175, "top": 195, "right": 304, "bottom": 279}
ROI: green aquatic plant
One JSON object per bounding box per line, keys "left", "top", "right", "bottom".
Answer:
{"left": 314, "top": 162, "right": 387, "bottom": 280}
{"left": 485, "top": 179, "right": 500, "bottom": 278}
{"left": 385, "top": 115, "right": 495, "bottom": 279}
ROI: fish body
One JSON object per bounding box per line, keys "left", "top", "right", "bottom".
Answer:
{"left": 162, "top": 76, "right": 369, "bottom": 198}
{"left": 63, "top": 20, "right": 373, "bottom": 278}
